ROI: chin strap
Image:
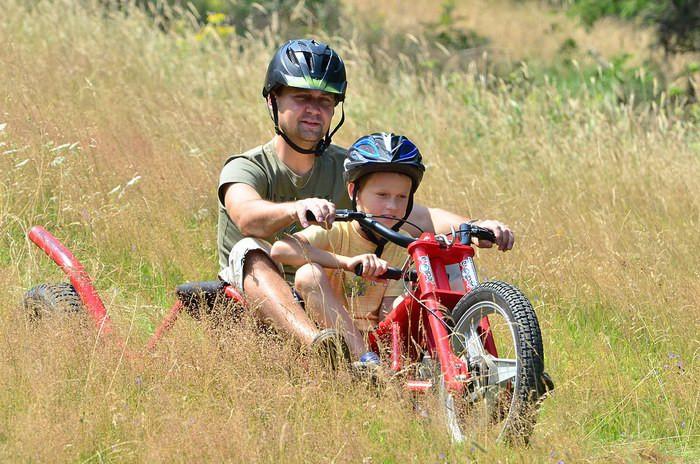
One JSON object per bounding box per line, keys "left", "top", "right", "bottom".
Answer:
{"left": 270, "top": 95, "right": 345, "bottom": 157}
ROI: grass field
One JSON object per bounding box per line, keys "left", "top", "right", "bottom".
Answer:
{"left": 1, "top": 0, "right": 698, "bottom": 462}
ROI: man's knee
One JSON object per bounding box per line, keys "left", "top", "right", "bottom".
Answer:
{"left": 295, "top": 263, "right": 326, "bottom": 293}
{"left": 243, "top": 249, "right": 277, "bottom": 274}
{"left": 242, "top": 250, "right": 286, "bottom": 290}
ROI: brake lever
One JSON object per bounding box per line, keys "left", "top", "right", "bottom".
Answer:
{"left": 435, "top": 224, "right": 456, "bottom": 248}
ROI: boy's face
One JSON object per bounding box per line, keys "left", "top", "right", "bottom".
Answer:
{"left": 348, "top": 172, "right": 413, "bottom": 228}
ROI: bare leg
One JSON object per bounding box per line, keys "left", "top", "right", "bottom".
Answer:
{"left": 242, "top": 251, "right": 318, "bottom": 346}
{"left": 295, "top": 263, "right": 367, "bottom": 359}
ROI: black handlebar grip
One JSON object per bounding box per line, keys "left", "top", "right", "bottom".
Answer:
{"left": 305, "top": 210, "right": 317, "bottom": 223}
{"left": 478, "top": 228, "right": 497, "bottom": 243}
{"left": 459, "top": 224, "right": 497, "bottom": 244}
{"left": 354, "top": 264, "right": 404, "bottom": 280}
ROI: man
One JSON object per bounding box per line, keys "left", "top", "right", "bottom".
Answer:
{"left": 217, "top": 39, "right": 514, "bottom": 350}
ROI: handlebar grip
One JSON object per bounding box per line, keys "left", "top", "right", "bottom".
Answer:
{"left": 305, "top": 210, "right": 317, "bottom": 223}
{"left": 459, "top": 223, "right": 497, "bottom": 244}
{"left": 475, "top": 228, "right": 497, "bottom": 243}
{"left": 305, "top": 209, "right": 355, "bottom": 224}
{"left": 354, "top": 264, "right": 405, "bottom": 280}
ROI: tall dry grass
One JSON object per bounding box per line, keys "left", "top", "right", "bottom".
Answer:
{"left": 1, "top": 0, "right": 698, "bottom": 462}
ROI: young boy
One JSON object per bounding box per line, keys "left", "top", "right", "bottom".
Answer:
{"left": 270, "top": 133, "right": 425, "bottom": 366}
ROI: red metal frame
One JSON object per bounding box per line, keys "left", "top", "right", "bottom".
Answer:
{"left": 28, "top": 226, "right": 117, "bottom": 338}
{"left": 366, "top": 232, "right": 498, "bottom": 394}
{"left": 28, "top": 226, "right": 249, "bottom": 353}
{"left": 145, "top": 300, "right": 184, "bottom": 351}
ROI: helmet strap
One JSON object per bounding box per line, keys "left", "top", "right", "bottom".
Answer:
{"left": 269, "top": 95, "right": 345, "bottom": 157}
{"left": 391, "top": 193, "right": 414, "bottom": 232}
{"left": 321, "top": 101, "right": 345, "bottom": 155}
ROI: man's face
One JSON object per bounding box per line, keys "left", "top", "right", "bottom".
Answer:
{"left": 272, "top": 87, "right": 336, "bottom": 149}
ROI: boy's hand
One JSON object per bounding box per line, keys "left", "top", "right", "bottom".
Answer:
{"left": 345, "top": 254, "right": 389, "bottom": 281}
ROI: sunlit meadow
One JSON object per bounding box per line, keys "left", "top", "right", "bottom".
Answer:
{"left": 1, "top": 0, "right": 698, "bottom": 462}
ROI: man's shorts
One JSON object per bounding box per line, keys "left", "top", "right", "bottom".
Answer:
{"left": 218, "top": 238, "right": 285, "bottom": 292}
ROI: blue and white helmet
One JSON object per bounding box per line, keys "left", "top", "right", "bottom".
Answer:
{"left": 344, "top": 133, "right": 425, "bottom": 191}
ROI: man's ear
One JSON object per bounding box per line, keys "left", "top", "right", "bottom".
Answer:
{"left": 266, "top": 94, "right": 274, "bottom": 111}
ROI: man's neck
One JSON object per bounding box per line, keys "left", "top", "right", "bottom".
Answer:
{"left": 274, "top": 135, "right": 316, "bottom": 176}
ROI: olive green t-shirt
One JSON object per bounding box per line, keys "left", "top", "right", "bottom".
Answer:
{"left": 217, "top": 139, "right": 352, "bottom": 272}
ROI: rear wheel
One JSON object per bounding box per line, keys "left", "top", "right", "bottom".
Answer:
{"left": 23, "top": 282, "right": 84, "bottom": 320}
{"left": 445, "top": 281, "right": 544, "bottom": 445}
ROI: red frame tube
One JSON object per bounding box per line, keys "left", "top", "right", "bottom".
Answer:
{"left": 406, "top": 380, "right": 432, "bottom": 392}
{"left": 478, "top": 317, "right": 499, "bottom": 357}
{"left": 390, "top": 321, "right": 401, "bottom": 372}
{"left": 370, "top": 233, "right": 485, "bottom": 393}
{"left": 28, "top": 226, "right": 116, "bottom": 337}
{"left": 146, "top": 300, "right": 184, "bottom": 351}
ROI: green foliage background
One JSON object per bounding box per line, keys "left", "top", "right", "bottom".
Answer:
{"left": 555, "top": 0, "right": 700, "bottom": 54}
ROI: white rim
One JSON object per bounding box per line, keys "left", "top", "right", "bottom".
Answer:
{"left": 443, "top": 300, "right": 520, "bottom": 442}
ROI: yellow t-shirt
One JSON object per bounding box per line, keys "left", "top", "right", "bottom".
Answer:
{"left": 297, "top": 221, "right": 407, "bottom": 331}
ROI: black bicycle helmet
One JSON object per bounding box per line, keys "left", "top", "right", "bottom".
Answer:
{"left": 344, "top": 133, "right": 426, "bottom": 255}
{"left": 263, "top": 39, "right": 347, "bottom": 101}
{"left": 263, "top": 39, "right": 347, "bottom": 156}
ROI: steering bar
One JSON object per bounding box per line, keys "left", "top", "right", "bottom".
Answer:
{"left": 304, "top": 209, "right": 496, "bottom": 246}
{"left": 305, "top": 209, "right": 416, "bottom": 247}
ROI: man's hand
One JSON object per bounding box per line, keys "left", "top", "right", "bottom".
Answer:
{"left": 294, "top": 198, "right": 336, "bottom": 228}
{"left": 472, "top": 219, "right": 515, "bottom": 252}
{"left": 344, "top": 253, "right": 389, "bottom": 281}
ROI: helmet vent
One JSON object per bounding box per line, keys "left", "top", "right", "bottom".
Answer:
{"left": 286, "top": 48, "right": 299, "bottom": 65}
{"left": 304, "top": 53, "right": 314, "bottom": 71}
{"left": 319, "top": 54, "right": 330, "bottom": 76}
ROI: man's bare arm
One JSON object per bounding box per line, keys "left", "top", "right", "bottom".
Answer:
{"left": 223, "top": 183, "right": 336, "bottom": 238}
{"left": 408, "top": 203, "right": 515, "bottom": 251}
{"left": 224, "top": 183, "right": 295, "bottom": 237}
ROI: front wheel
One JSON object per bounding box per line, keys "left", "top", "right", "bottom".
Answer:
{"left": 445, "top": 281, "right": 545, "bottom": 445}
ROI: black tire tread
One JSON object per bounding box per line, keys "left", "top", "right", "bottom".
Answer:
{"left": 23, "top": 282, "right": 84, "bottom": 320}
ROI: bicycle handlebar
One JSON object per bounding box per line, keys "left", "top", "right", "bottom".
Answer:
{"left": 304, "top": 209, "right": 497, "bottom": 247}
{"left": 305, "top": 210, "right": 415, "bottom": 247}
